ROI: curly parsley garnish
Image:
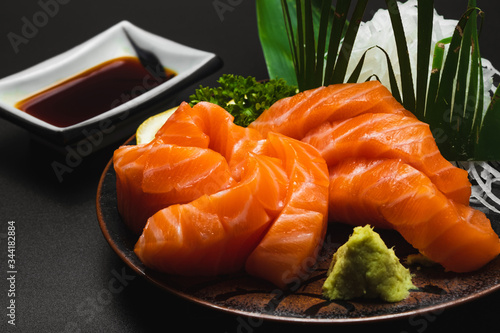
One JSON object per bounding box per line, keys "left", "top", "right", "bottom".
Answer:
{"left": 189, "top": 74, "right": 297, "bottom": 127}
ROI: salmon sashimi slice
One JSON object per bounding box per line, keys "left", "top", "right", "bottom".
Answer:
{"left": 153, "top": 102, "right": 211, "bottom": 148}
{"left": 302, "top": 113, "right": 471, "bottom": 205}
{"left": 114, "top": 102, "right": 263, "bottom": 234}
{"left": 141, "top": 141, "right": 234, "bottom": 195}
{"left": 114, "top": 143, "right": 151, "bottom": 234}
{"left": 134, "top": 152, "right": 289, "bottom": 276}
{"left": 249, "top": 81, "right": 415, "bottom": 139}
{"left": 245, "top": 133, "right": 329, "bottom": 288}
{"left": 155, "top": 101, "right": 265, "bottom": 180}
{"left": 113, "top": 141, "right": 234, "bottom": 235}
{"left": 328, "top": 158, "right": 500, "bottom": 272}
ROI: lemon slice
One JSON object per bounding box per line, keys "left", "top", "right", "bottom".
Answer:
{"left": 136, "top": 106, "right": 178, "bottom": 145}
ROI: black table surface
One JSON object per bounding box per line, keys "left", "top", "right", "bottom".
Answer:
{"left": 1, "top": 1, "right": 499, "bottom": 332}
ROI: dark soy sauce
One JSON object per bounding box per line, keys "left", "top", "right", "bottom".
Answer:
{"left": 16, "top": 56, "right": 176, "bottom": 128}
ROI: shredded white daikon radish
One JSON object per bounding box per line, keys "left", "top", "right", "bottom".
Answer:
{"left": 346, "top": 0, "right": 499, "bottom": 113}
{"left": 456, "top": 161, "right": 500, "bottom": 217}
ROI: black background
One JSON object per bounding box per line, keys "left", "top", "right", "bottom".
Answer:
{"left": 0, "top": 1, "right": 499, "bottom": 332}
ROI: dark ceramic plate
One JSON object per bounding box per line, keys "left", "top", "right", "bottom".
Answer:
{"left": 96, "top": 139, "right": 500, "bottom": 323}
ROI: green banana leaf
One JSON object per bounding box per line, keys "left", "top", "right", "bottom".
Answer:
{"left": 256, "top": 0, "right": 297, "bottom": 85}
{"left": 257, "top": 0, "right": 334, "bottom": 86}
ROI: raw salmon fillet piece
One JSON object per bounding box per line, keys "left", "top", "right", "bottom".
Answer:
{"left": 249, "top": 80, "right": 415, "bottom": 139}
{"left": 245, "top": 133, "right": 329, "bottom": 288}
{"left": 328, "top": 159, "right": 500, "bottom": 272}
{"left": 155, "top": 101, "right": 265, "bottom": 175}
{"left": 113, "top": 102, "right": 263, "bottom": 234}
{"left": 302, "top": 112, "right": 471, "bottom": 205}
{"left": 114, "top": 141, "right": 233, "bottom": 235}
{"left": 134, "top": 152, "right": 289, "bottom": 275}
{"left": 251, "top": 81, "right": 471, "bottom": 205}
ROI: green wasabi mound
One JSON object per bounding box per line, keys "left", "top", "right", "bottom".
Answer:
{"left": 322, "top": 225, "right": 415, "bottom": 303}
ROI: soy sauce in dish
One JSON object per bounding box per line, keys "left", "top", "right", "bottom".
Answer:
{"left": 15, "top": 56, "right": 176, "bottom": 128}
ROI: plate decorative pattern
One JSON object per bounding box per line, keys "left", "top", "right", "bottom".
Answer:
{"left": 97, "top": 140, "right": 500, "bottom": 323}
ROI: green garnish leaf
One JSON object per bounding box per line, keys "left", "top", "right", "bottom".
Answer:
{"left": 385, "top": 0, "right": 416, "bottom": 112}
{"left": 347, "top": 45, "right": 403, "bottom": 104}
{"left": 327, "top": 0, "right": 368, "bottom": 86}
{"left": 189, "top": 74, "right": 297, "bottom": 127}
{"left": 415, "top": 0, "right": 434, "bottom": 120}
{"left": 475, "top": 86, "right": 500, "bottom": 160}
{"left": 257, "top": 0, "right": 297, "bottom": 85}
